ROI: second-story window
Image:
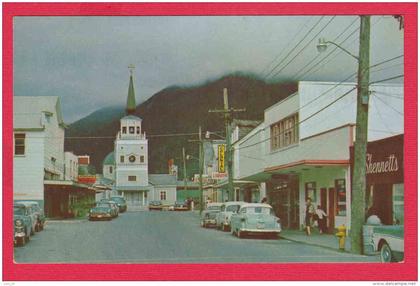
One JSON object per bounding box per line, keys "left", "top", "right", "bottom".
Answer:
{"left": 128, "top": 175, "right": 137, "bottom": 182}
{"left": 14, "top": 133, "right": 26, "bottom": 155}
{"left": 270, "top": 113, "right": 299, "bottom": 151}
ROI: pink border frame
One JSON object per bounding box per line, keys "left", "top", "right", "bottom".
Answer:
{"left": 3, "top": 2, "right": 417, "bottom": 281}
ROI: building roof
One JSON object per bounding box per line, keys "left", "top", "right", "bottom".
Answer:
{"left": 126, "top": 74, "right": 136, "bottom": 114}
{"left": 103, "top": 152, "right": 115, "bottom": 166}
{"left": 121, "top": 114, "right": 142, "bottom": 121}
{"left": 115, "top": 185, "right": 153, "bottom": 191}
{"left": 14, "top": 96, "right": 65, "bottom": 130}
{"left": 231, "top": 119, "right": 262, "bottom": 141}
{"left": 149, "top": 174, "right": 177, "bottom": 186}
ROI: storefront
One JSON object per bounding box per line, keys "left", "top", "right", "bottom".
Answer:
{"left": 350, "top": 134, "right": 404, "bottom": 225}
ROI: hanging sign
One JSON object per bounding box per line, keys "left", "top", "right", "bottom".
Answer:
{"left": 218, "top": 144, "right": 226, "bottom": 173}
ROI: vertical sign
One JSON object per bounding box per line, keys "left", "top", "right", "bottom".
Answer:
{"left": 218, "top": 144, "right": 225, "bottom": 173}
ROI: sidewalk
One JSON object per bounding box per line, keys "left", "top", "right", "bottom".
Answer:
{"left": 279, "top": 229, "right": 351, "bottom": 252}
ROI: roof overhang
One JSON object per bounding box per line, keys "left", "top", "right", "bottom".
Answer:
{"left": 264, "top": 160, "right": 349, "bottom": 174}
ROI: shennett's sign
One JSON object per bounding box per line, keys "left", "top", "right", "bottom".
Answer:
{"left": 366, "top": 153, "right": 399, "bottom": 175}
{"left": 350, "top": 134, "right": 403, "bottom": 184}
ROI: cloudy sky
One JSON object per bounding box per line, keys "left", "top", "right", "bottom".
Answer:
{"left": 14, "top": 16, "right": 404, "bottom": 123}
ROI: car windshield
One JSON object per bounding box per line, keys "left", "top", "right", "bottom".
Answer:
{"left": 226, "top": 205, "right": 240, "bottom": 212}
{"left": 244, "top": 207, "right": 273, "bottom": 215}
{"left": 111, "top": 197, "right": 125, "bottom": 203}
{"left": 96, "top": 203, "right": 110, "bottom": 208}
{"left": 207, "top": 206, "right": 221, "bottom": 211}
{"left": 14, "top": 207, "right": 25, "bottom": 215}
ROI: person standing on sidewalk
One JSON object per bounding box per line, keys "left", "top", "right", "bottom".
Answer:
{"left": 305, "top": 198, "right": 315, "bottom": 235}
{"left": 315, "top": 205, "right": 328, "bottom": 234}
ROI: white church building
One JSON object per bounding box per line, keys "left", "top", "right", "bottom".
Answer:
{"left": 103, "top": 67, "right": 176, "bottom": 209}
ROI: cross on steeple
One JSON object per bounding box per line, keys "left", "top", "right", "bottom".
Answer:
{"left": 128, "top": 64, "right": 135, "bottom": 75}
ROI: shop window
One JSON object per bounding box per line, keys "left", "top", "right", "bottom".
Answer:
{"left": 392, "top": 184, "right": 404, "bottom": 224}
{"left": 270, "top": 113, "right": 299, "bottom": 151}
{"left": 14, "top": 133, "right": 26, "bottom": 155}
{"left": 129, "top": 126, "right": 135, "bottom": 134}
{"left": 128, "top": 176, "right": 136, "bottom": 182}
{"left": 335, "top": 179, "right": 346, "bottom": 216}
{"left": 160, "top": 191, "right": 167, "bottom": 200}
{"left": 305, "top": 182, "right": 316, "bottom": 201}
{"left": 122, "top": 127, "right": 127, "bottom": 134}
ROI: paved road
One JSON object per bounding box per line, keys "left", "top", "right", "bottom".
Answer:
{"left": 14, "top": 211, "right": 380, "bottom": 263}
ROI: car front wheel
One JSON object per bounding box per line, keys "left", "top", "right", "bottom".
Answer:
{"left": 380, "top": 242, "right": 394, "bottom": 263}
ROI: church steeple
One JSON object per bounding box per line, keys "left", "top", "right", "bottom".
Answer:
{"left": 126, "top": 64, "right": 136, "bottom": 115}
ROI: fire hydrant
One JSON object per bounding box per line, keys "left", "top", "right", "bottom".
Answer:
{"left": 336, "top": 225, "right": 347, "bottom": 251}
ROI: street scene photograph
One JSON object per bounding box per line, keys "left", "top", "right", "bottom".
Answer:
{"left": 12, "top": 13, "right": 405, "bottom": 265}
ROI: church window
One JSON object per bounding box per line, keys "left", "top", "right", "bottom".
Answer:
{"left": 109, "top": 166, "right": 113, "bottom": 173}
{"left": 136, "top": 126, "right": 140, "bottom": 134}
{"left": 140, "top": 155, "right": 145, "bottom": 163}
{"left": 122, "top": 127, "right": 127, "bottom": 134}
{"left": 120, "top": 156, "right": 124, "bottom": 163}
{"left": 14, "top": 133, "right": 25, "bottom": 155}
{"left": 128, "top": 176, "right": 136, "bottom": 181}
{"left": 129, "top": 126, "right": 135, "bottom": 134}
{"left": 160, "top": 191, "right": 167, "bottom": 200}
{"left": 129, "top": 155, "right": 136, "bottom": 163}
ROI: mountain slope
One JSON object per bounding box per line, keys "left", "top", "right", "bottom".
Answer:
{"left": 65, "top": 74, "right": 297, "bottom": 176}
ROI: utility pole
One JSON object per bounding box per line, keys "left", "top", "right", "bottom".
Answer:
{"left": 209, "top": 88, "right": 245, "bottom": 201}
{"left": 182, "top": 147, "right": 187, "bottom": 192}
{"left": 188, "top": 126, "right": 205, "bottom": 214}
{"left": 350, "top": 15, "right": 371, "bottom": 255}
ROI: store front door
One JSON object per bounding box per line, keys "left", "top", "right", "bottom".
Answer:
{"left": 320, "top": 187, "right": 336, "bottom": 234}
{"left": 269, "top": 176, "right": 299, "bottom": 230}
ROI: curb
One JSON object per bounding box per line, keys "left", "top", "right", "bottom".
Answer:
{"left": 279, "top": 234, "right": 351, "bottom": 253}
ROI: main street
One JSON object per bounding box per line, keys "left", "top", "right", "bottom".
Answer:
{"left": 14, "top": 211, "right": 380, "bottom": 263}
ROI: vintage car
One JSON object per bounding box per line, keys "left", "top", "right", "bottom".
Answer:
{"left": 19, "top": 201, "right": 45, "bottom": 232}
{"left": 174, "top": 201, "right": 189, "bottom": 211}
{"left": 200, "top": 202, "right": 223, "bottom": 228}
{"left": 149, "top": 201, "right": 163, "bottom": 211}
{"left": 88, "top": 205, "right": 114, "bottom": 221}
{"left": 98, "top": 200, "right": 119, "bottom": 217}
{"left": 364, "top": 224, "right": 404, "bottom": 262}
{"left": 215, "top": 201, "right": 245, "bottom": 231}
{"left": 14, "top": 201, "right": 37, "bottom": 235}
{"left": 13, "top": 204, "right": 33, "bottom": 246}
{"left": 110, "top": 196, "right": 127, "bottom": 213}
{"left": 230, "top": 203, "right": 281, "bottom": 238}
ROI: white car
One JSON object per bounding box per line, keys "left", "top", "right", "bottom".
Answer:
{"left": 215, "top": 201, "right": 245, "bottom": 231}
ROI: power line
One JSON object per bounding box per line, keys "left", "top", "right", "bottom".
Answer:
{"left": 292, "top": 17, "right": 359, "bottom": 80}
{"left": 372, "top": 91, "right": 404, "bottom": 116}
{"left": 370, "top": 74, "right": 404, "bottom": 85}
{"left": 270, "top": 16, "right": 336, "bottom": 80}
{"left": 372, "top": 90, "right": 403, "bottom": 100}
{"left": 260, "top": 16, "right": 314, "bottom": 76}
{"left": 263, "top": 16, "right": 325, "bottom": 80}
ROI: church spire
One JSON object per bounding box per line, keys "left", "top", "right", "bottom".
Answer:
{"left": 126, "top": 64, "right": 136, "bottom": 115}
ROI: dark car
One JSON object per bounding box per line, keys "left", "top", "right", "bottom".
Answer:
{"left": 200, "top": 203, "right": 223, "bottom": 228}
{"left": 110, "top": 196, "right": 127, "bottom": 213}
{"left": 98, "top": 200, "right": 119, "bottom": 217}
{"left": 19, "top": 201, "right": 45, "bottom": 232}
{"left": 148, "top": 201, "right": 163, "bottom": 211}
{"left": 88, "top": 205, "right": 113, "bottom": 221}
{"left": 174, "top": 201, "right": 189, "bottom": 211}
{"left": 13, "top": 204, "right": 32, "bottom": 246}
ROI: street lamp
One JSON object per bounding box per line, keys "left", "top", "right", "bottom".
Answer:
{"left": 316, "top": 38, "right": 359, "bottom": 61}
{"left": 316, "top": 16, "right": 371, "bottom": 255}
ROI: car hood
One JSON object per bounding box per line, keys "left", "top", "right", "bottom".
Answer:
{"left": 90, "top": 207, "right": 110, "bottom": 213}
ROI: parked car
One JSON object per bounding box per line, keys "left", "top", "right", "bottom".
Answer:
{"left": 88, "top": 204, "right": 114, "bottom": 221}
{"left": 174, "top": 201, "right": 189, "bottom": 211}
{"left": 19, "top": 201, "right": 45, "bottom": 232}
{"left": 110, "top": 196, "right": 127, "bottom": 213}
{"left": 13, "top": 204, "right": 32, "bottom": 246}
{"left": 230, "top": 203, "right": 281, "bottom": 238}
{"left": 14, "top": 201, "right": 37, "bottom": 235}
{"left": 216, "top": 201, "right": 245, "bottom": 231}
{"left": 200, "top": 202, "right": 223, "bottom": 228}
{"left": 149, "top": 201, "right": 163, "bottom": 211}
{"left": 98, "top": 200, "right": 119, "bottom": 217}
{"left": 366, "top": 225, "right": 404, "bottom": 262}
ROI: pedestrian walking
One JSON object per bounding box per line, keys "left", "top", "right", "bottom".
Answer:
{"left": 315, "top": 205, "right": 327, "bottom": 234}
{"left": 305, "top": 198, "right": 315, "bottom": 236}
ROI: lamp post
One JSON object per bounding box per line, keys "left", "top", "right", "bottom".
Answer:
{"left": 317, "top": 16, "right": 370, "bottom": 254}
